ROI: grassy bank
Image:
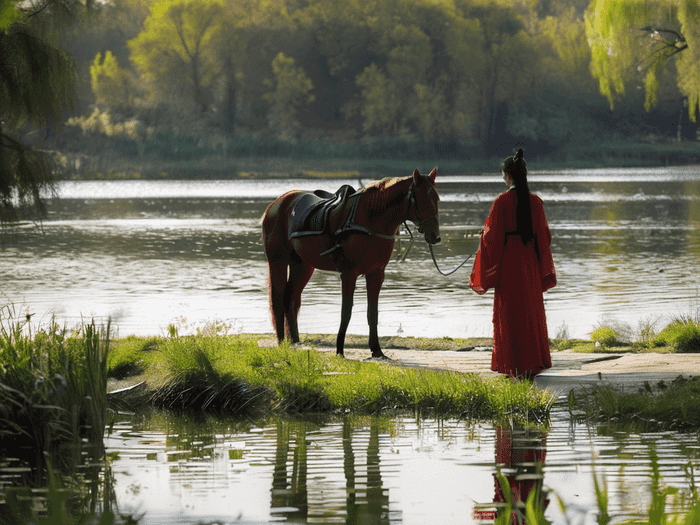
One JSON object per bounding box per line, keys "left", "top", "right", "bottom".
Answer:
{"left": 110, "top": 333, "right": 554, "bottom": 421}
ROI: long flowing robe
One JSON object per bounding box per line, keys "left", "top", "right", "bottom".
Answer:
{"left": 469, "top": 189, "right": 556, "bottom": 378}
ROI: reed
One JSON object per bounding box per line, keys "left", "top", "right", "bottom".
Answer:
{"left": 0, "top": 307, "right": 110, "bottom": 483}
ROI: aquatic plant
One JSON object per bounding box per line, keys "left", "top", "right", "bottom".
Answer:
{"left": 571, "top": 375, "right": 700, "bottom": 431}
{"left": 0, "top": 306, "right": 110, "bottom": 481}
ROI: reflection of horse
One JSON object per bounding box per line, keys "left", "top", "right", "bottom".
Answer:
{"left": 262, "top": 168, "right": 440, "bottom": 358}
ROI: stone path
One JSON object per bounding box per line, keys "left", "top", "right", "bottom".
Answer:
{"left": 330, "top": 347, "right": 700, "bottom": 397}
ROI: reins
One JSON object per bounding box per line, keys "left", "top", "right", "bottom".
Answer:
{"left": 428, "top": 243, "right": 476, "bottom": 276}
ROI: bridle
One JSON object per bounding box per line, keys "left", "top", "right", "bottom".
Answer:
{"left": 407, "top": 178, "right": 477, "bottom": 276}
{"left": 406, "top": 179, "right": 439, "bottom": 234}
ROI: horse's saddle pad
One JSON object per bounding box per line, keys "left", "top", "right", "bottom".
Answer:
{"left": 288, "top": 185, "right": 356, "bottom": 239}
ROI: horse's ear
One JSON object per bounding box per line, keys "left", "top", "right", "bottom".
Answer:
{"left": 413, "top": 168, "right": 421, "bottom": 184}
{"left": 428, "top": 167, "right": 437, "bottom": 183}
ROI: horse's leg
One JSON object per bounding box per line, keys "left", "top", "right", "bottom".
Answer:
{"left": 284, "top": 256, "right": 314, "bottom": 344}
{"left": 336, "top": 272, "right": 358, "bottom": 357}
{"left": 365, "top": 270, "right": 386, "bottom": 358}
{"left": 268, "top": 260, "right": 288, "bottom": 343}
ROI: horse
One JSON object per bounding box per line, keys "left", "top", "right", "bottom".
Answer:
{"left": 261, "top": 167, "right": 440, "bottom": 358}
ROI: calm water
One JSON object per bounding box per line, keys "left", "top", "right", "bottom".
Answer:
{"left": 2, "top": 166, "right": 700, "bottom": 339}
{"left": 105, "top": 407, "right": 700, "bottom": 524}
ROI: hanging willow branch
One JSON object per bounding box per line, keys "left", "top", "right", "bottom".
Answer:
{"left": 639, "top": 26, "right": 689, "bottom": 68}
{"left": 0, "top": 12, "right": 76, "bottom": 223}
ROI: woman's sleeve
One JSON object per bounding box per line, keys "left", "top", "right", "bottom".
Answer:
{"left": 469, "top": 197, "right": 505, "bottom": 294}
{"left": 533, "top": 196, "right": 556, "bottom": 292}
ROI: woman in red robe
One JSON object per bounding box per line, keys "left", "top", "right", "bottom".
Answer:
{"left": 469, "top": 148, "right": 556, "bottom": 379}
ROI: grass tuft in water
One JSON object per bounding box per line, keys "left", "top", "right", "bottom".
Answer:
{"left": 571, "top": 375, "right": 700, "bottom": 431}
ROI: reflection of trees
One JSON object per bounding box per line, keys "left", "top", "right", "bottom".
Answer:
{"left": 473, "top": 424, "right": 548, "bottom": 525}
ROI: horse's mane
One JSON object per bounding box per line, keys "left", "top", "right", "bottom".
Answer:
{"left": 360, "top": 176, "right": 411, "bottom": 215}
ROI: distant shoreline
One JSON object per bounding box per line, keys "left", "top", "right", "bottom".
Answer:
{"left": 50, "top": 139, "right": 700, "bottom": 181}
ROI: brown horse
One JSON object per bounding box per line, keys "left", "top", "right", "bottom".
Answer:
{"left": 261, "top": 168, "right": 440, "bottom": 358}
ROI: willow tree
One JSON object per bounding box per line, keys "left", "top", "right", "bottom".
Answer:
{"left": 0, "top": 0, "right": 76, "bottom": 222}
{"left": 586, "top": 0, "right": 700, "bottom": 120}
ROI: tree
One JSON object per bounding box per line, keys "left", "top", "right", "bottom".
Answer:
{"left": 356, "top": 63, "right": 401, "bottom": 135}
{"left": 90, "top": 50, "right": 134, "bottom": 107}
{"left": 128, "top": 0, "right": 224, "bottom": 113}
{"left": 264, "top": 52, "right": 315, "bottom": 141}
{"left": 586, "top": 0, "right": 700, "bottom": 120}
{"left": 0, "top": 0, "right": 76, "bottom": 222}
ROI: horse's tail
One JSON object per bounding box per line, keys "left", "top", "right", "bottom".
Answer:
{"left": 261, "top": 192, "right": 297, "bottom": 340}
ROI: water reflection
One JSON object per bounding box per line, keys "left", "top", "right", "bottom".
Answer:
{"left": 102, "top": 408, "right": 700, "bottom": 524}
{"left": 473, "top": 425, "right": 548, "bottom": 525}
{"left": 269, "top": 419, "right": 390, "bottom": 524}
{"left": 271, "top": 421, "right": 308, "bottom": 522}
{"left": 343, "top": 420, "right": 390, "bottom": 525}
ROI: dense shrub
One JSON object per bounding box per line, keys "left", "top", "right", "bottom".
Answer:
{"left": 591, "top": 326, "right": 618, "bottom": 347}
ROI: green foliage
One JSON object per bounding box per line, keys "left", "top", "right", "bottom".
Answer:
{"left": 586, "top": 0, "right": 700, "bottom": 122}
{"left": 591, "top": 326, "right": 619, "bottom": 347}
{"left": 0, "top": 2, "right": 77, "bottom": 222}
{"left": 0, "top": 0, "right": 20, "bottom": 31}
{"left": 90, "top": 50, "right": 133, "bottom": 107}
{"left": 263, "top": 52, "right": 315, "bottom": 141}
{"left": 653, "top": 317, "right": 700, "bottom": 353}
{"left": 0, "top": 305, "right": 111, "bottom": 484}
{"left": 128, "top": 0, "right": 224, "bottom": 110}
{"left": 356, "top": 63, "right": 401, "bottom": 135}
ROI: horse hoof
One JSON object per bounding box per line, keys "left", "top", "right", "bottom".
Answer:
{"left": 366, "top": 353, "right": 391, "bottom": 361}
{"left": 336, "top": 352, "right": 345, "bottom": 358}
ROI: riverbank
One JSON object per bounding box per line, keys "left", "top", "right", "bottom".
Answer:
{"left": 107, "top": 334, "right": 554, "bottom": 421}
{"left": 50, "top": 138, "right": 700, "bottom": 180}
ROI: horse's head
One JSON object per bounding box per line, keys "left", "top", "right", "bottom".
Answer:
{"left": 409, "top": 167, "right": 441, "bottom": 245}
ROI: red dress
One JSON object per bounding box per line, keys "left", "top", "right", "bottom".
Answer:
{"left": 469, "top": 189, "right": 556, "bottom": 378}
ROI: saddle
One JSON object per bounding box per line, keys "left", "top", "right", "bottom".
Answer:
{"left": 288, "top": 184, "right": 357, "bottom": 241}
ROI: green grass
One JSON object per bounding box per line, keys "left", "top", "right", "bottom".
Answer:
{"left": 569, "top": 375, "right": 700, "bottom": 431}
{"left": 134, "top": 334, "right": 555, "bottom": 421}
{"left": 0, "top": 305, "right": 118, "bottom": 523}
{"left": 652, "top": 316, "right": 700, "bottom": 353}
{"left": 557, "top": 315, "right": 700, "bottom": 354}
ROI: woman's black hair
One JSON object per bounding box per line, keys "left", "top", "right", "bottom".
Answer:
{"left": 501, "top": 148, "right": 533, "bottom": 246}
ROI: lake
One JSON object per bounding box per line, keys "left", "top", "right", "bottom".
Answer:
{"left": 104, "top": 407, "right": 700, "bottom": 524}
{"left": 2, "top": 165, "right": 700, "bottom": 340}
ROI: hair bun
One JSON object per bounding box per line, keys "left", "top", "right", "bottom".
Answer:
{"left": 514, "top": 148, "right": 524, "bottom": 161}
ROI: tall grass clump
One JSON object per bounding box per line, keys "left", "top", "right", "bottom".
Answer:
{"left": 652, "top": 315, "right": 700, "bottom": 353}
{"left": 571, "top": 375, "right": 700, "bottom": 431}
{"left": 0, "top": 308, "right": 110, "bottom": 481}
{"left": 148, "top": 334, "right": 273, "bottom": 415}
{"left": 0, "top": 305, "right": 119, "bottom": 522}
{"left": 144, "top": 334, "right": 555, "bottom": 421}
{"left": 591, "top": 326, "right": 619, "bottom": 347}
